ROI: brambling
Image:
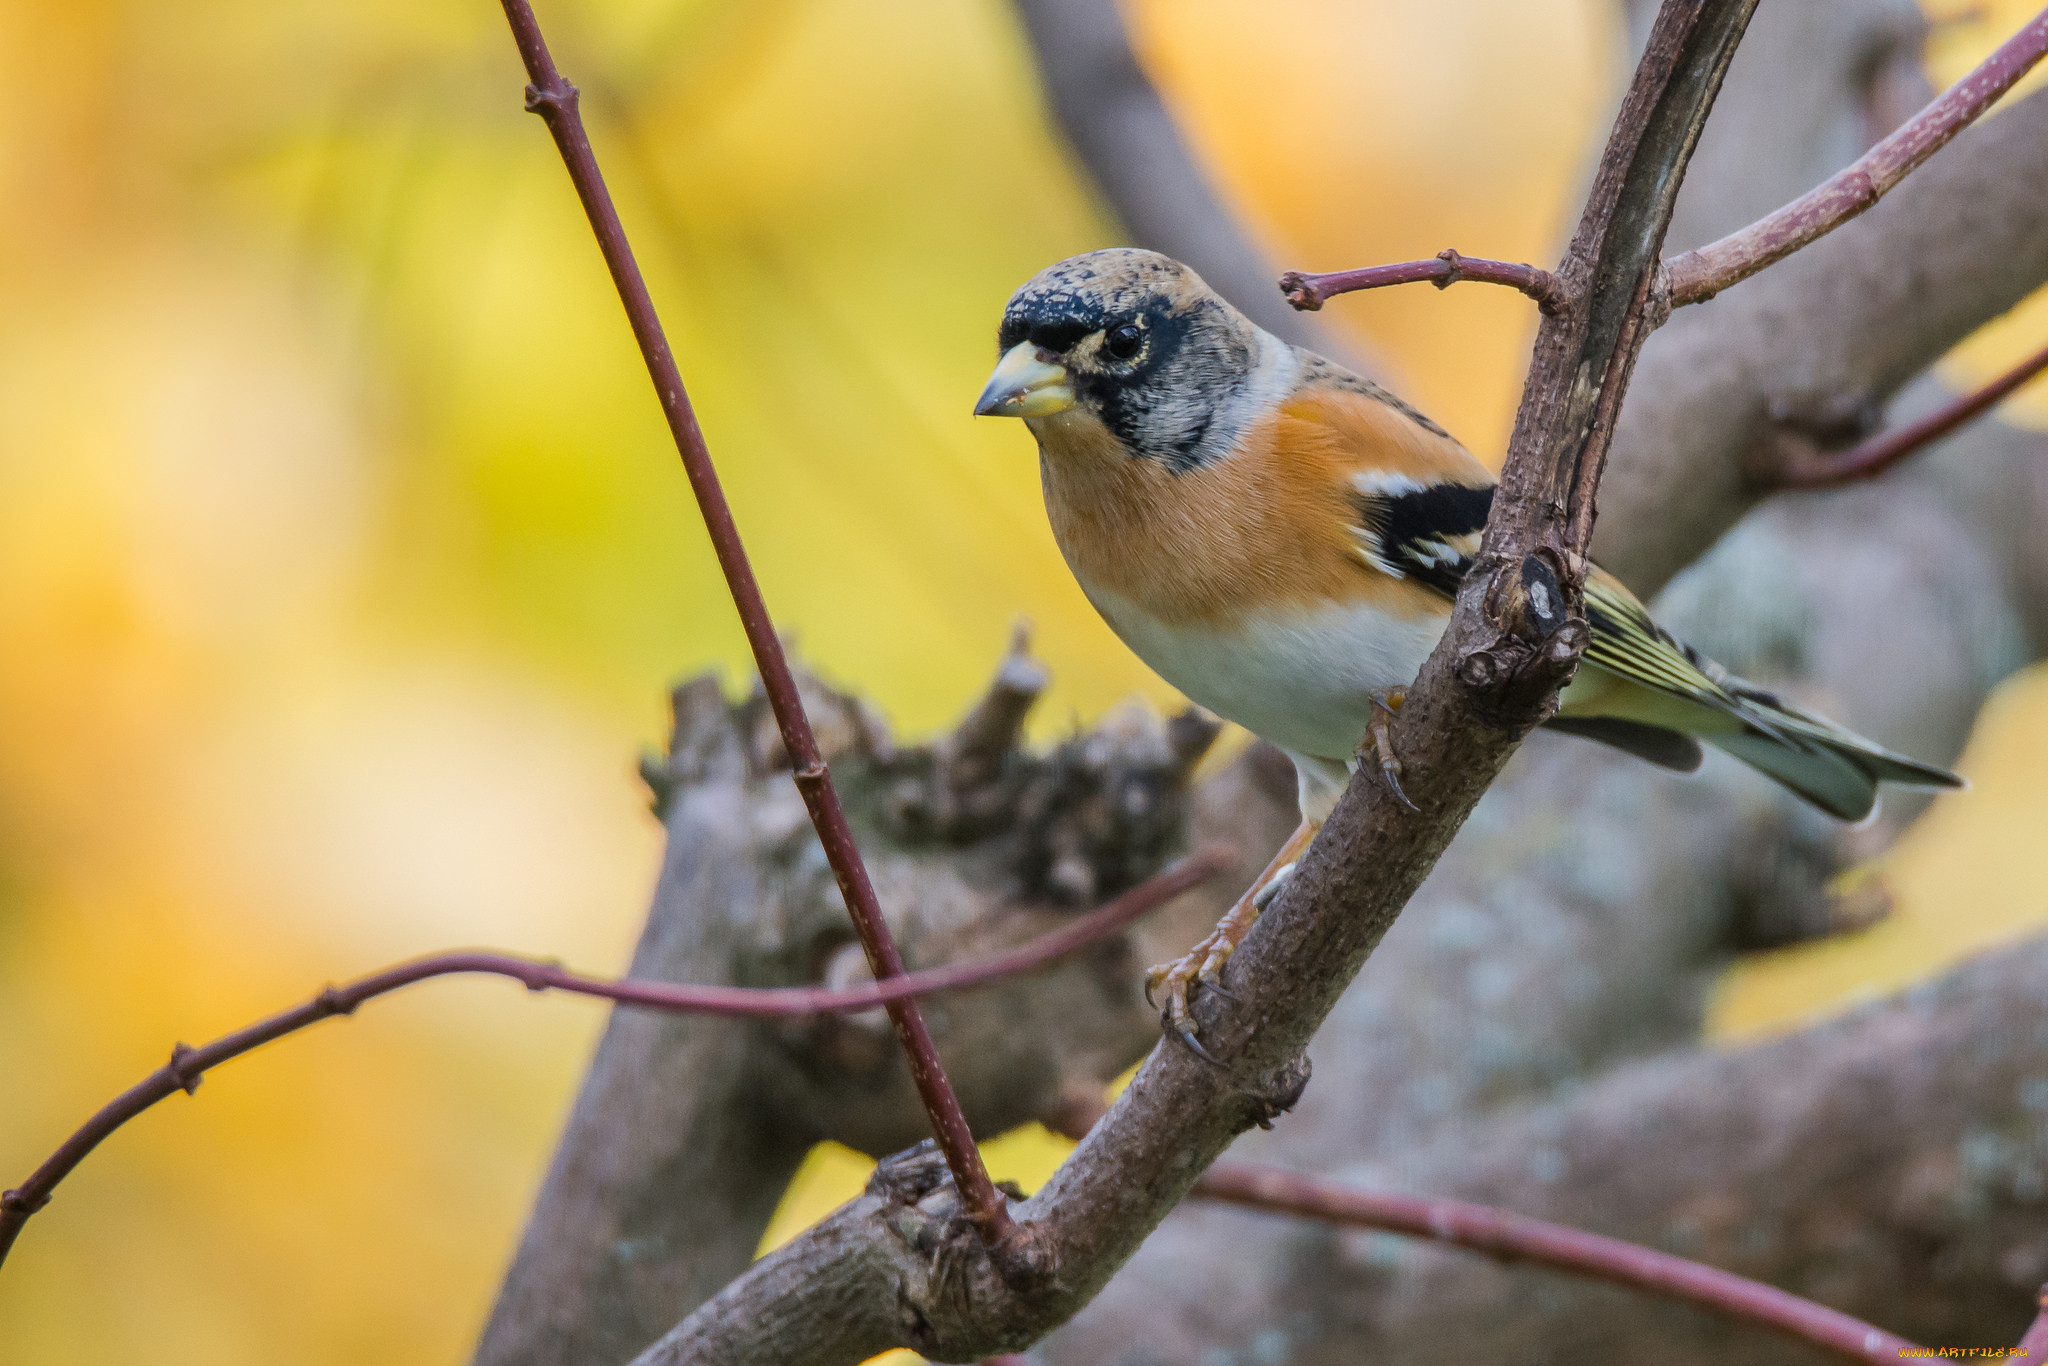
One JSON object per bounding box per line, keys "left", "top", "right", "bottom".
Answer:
{"left": 973, "top": 248, "right": 1962, "bottom": 1048}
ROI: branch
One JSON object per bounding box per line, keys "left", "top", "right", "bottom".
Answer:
{"left": 1760, "top": 337, "right": 2048, "bottom": 488}
{"left": 478, "top": 654, "right": 1246, "bottom": 1364}
{"left": 1595, "top": 79, "right": 2048, "bottom": 596}
{"left": 491, "top": 0, "right": 1011, "bottom": 1249}
{"left": 0, "top": 851, "right": 1225, "bottom": 1271}
{"left": 1280, "top": 249, "right": 1565, "bottom": 315}
{"left": 1247, "top": 931, "right": 2048, "bottom": 1364}
{"left": 1278, "top": 12, "right": 2048, "bottom": 334}
{"left": 1662, "top": 7, "right": 2048, "bottom": 305}
{"left": 1193, "top": 1164, "right": 1918, "bottom": 1364}
{"left": 630, "top": 4, "right": 1759, "bottom": 1361}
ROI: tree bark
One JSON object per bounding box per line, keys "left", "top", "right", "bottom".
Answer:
{"left": 473, "top": 669, "right": 1234, "bottom": 1364}
{"left": 1279, "top": 932, "right": 2048, "bottom": 1364}
{"left": 1601, "top": 67, "right": 2048, "bottom": 597}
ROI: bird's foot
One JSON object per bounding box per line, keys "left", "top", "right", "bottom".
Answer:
{"left": 1146, "top": 827, "right": 1315, "bottom": 1059}
{"left": 1365, "top": 687, "right": 1418, "bottom": 812}
{"left": 1146, "top": 897, "right": 1261, "bottom": 1063}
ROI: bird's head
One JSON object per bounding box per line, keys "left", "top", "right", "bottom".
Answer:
{"left": 973, "top": 249, "right": 1278, "bottom": 472}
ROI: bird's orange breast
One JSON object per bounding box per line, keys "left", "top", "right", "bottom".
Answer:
{"left": 1034, "top": 383, "right": 1484, "bottom": 629}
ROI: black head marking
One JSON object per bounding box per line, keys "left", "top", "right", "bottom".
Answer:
{"left": 999, "top": 296, "right": 1111, "bottom": 356}
{"left": 996, "top": 250, "right": 1261, "bottom": 472}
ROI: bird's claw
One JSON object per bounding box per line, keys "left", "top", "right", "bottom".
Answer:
{"left": 1378, "top": 755, "right": 1420, "bottom": 812}
{"left": 1174, "top": 1021, "right": 1223, "bottom": 1066}
{"left": 1367, "top": 687, "right": 1419, "bottom": 812}
{"left": 1146, "top": 826, "right": 1313, "bottom": 1058}
{"left": 1145, "top": 924, "right": 1245, "bottom": 1062}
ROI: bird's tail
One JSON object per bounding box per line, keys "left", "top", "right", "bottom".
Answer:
{"left": 1699, "top": 684, "right": 1963, "bottom": 822}
{"left": 1563, "top": 567, "right": 1964, "bottom": 823}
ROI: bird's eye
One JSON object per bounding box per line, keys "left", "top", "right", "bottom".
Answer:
{"left": 1104, "top": 323, "right": 1143, "bottom": 360}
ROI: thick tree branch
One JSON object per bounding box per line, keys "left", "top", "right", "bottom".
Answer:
{"left": 1269, "top": 932, "right": 2048, "bottom": 1364}
{"left": 1597, "top": 79, "right": 2048, "bottom": 595}
{"left": 493, "top": 0, "right": 1011, "bottom": 1247}
{"left": 1662, "top": 8, "right": 2048, "bottom": 306}
{"left": 476, "top": 656, "right": 1240, "bottom": 1364}
{"left": 1194, "top": 1163, "right": 1918, "bottom": 1363}
{"left": 629, "top": 5, "right": 1757, "bottom": 1361}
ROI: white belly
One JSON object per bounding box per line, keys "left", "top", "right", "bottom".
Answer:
{"left": 1084, "top": 585, "right": 1444, "bottom": 765}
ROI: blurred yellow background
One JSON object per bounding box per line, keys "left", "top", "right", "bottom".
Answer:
{"left": 0, "top": 1, "right": 2043, "bottom": 1362}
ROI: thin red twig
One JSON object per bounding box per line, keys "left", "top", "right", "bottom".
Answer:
{"left": 1664, "top": 7, "right": 2048, "bottom": 306}
{"left": 1195, "top": 1163, "right": 1921, "bottom": 1364}
{"left": 492, "top": 0, "right": 1013, "bottom": 1246}
{"left": 2016, "top": 1282, "right": 2048, "bottom": 1356}
{"left": 0, "top": 850, "right": 1227, "bottom": 1270}
{"left": 1769, "top": 338, "right": 2048, "bottom": 488}
{"left": 1280, "top": 249, "right": 1564, "bottom": 314}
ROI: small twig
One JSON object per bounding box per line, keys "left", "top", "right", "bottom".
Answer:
{"left": 942, "top": 622, "right": 1049, "bottom": 782}
{"left": 1280, "top": 249, "right": 1564, "bottom": 315}
{"left": 1766, "top": 338, "right": 2048, "bottom": 488}
{"left": 1194, "top": 1163, "right": 1920, "bottom": 1364}
{"left": 0, "top": 850, "right": 1228, "bottom": 1270}
{"left": 2017, "top": 1282, "right": 2048, "bottom": 1356}
{"left": 1663, "top": 7, "right": 2048, "bottom": 306}
{"left": 492, "top": 0, "right": 1014, "bottom": 1249}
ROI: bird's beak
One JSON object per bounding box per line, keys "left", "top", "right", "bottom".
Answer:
{"left": 974, "top": 341, "right": 1074, "bottom": 418}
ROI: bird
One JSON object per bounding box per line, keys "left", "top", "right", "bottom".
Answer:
{"left": 971, "top": 247, "right": 1962, "bottom": 1049}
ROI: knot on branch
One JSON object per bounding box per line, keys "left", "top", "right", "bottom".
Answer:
{"left": 522, "top": 80, "right": 578, "bottom": 117}
{"left": 1239, "top": 1054, "right": 1312, "bottom": 1131}
{"left": 313, "top": 985, "right": 359, "bottom": 1018}
{"left": 1454, "top": 553, "right": 1588, "bottom": 724}
{"left": 1642, "top": 265, "right": 1675, "bottom": 328}
{"left": 2, "top": 1186, "right": 49, "bottom": 1217}
{"left": 1278, "top": 270, "right": 1324, "bottom": 311}
{"left": 866, "top": 1139, "right": 1043, "bottom": 1337}
{"left": 1183, "top": 974, "right": 1316, "bottom": 1128}
{"left": 869, "top": 1139, "right": 953, "bottom": 1206}
{"left": 517, "top": 959, "right": 564, "bottom": 992}
{"left": 166, "top": 1042, "right": 204, "bottom": 1095}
